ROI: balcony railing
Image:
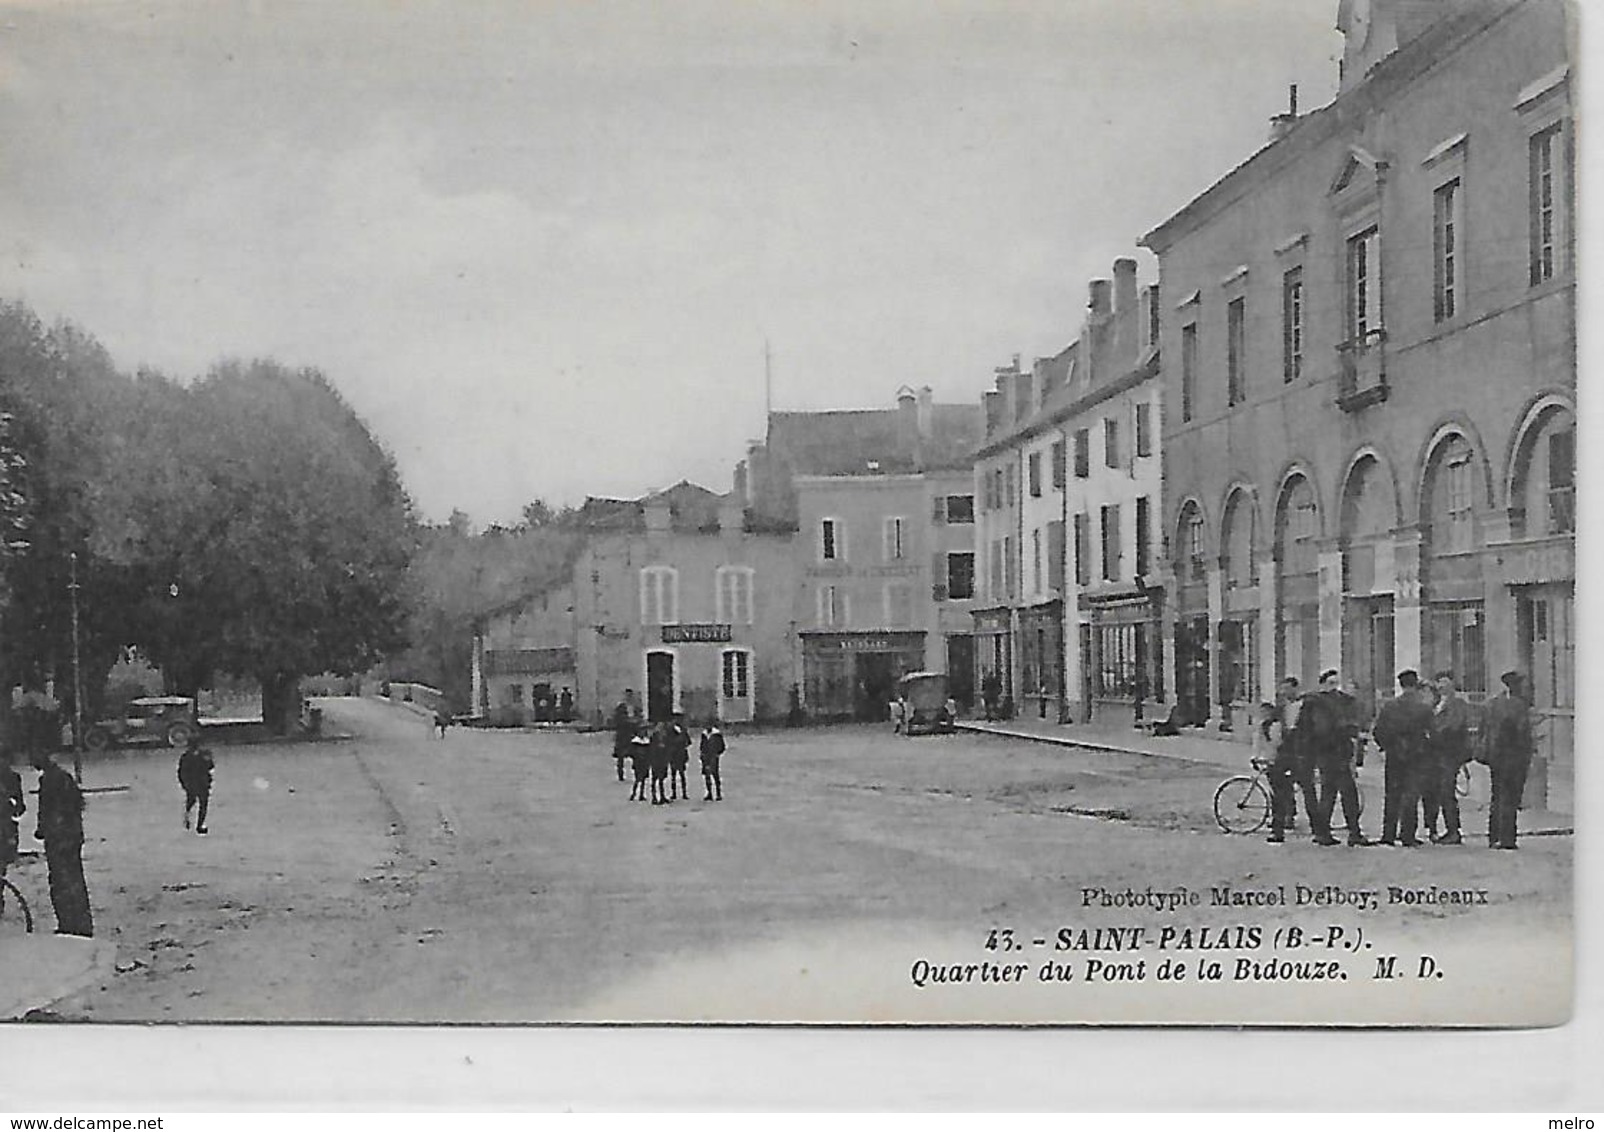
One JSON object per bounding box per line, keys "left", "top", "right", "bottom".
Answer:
{"left": 1336, "top": 329, "right": 1388, "bottom": 411}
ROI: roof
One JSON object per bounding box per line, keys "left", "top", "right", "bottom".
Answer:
{"left": 766, "top": 403, "right": 983, "bottom": 477}
{"left": 574, "top": 480, "right": 737, "bottom": 534}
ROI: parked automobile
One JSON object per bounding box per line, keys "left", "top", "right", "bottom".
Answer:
{"left": 898, "top": 672, "right": 957, "bottom": 736}
{"left": 83, "top": 696, "right": 199, "bottom": 751}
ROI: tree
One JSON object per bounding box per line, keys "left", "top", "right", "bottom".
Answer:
{"left": 131, "top": 360, "right": 416, "bottom": 732}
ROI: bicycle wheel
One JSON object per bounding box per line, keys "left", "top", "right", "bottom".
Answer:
{"left": 0, "top": 876, "right": 34, "bottom": 935}
{"left": 1213, "top": 775, "right": 1271, "bottom": 834}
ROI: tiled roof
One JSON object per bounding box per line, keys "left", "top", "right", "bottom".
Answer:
{"left": 767, "top": 403, "right": 983, "bottom": 477}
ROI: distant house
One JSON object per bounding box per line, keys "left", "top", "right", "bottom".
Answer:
{"left": 472, "top": 584, "right": 578, "bottom": 722}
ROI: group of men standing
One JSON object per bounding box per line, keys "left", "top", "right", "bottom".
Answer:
{"left": 1263, "top": 667, "right": 1537, "bottom": 850}
{"left": 610, "top": 692, "right": 725, "bottom": 805}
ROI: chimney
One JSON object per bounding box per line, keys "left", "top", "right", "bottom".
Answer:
{"left": 1269, "top": 83, "right": 1300, "bottom": 142}
{"left": 733, "top": 460, "right": 749, "bottom": 503}
{"left": 916, "top": 385, "right": 934, "bottom": 441}
{"left": 983, "top": 389, "right": 1002, "bottom": 436}
{"left": 717, "top": 496, "right": 744, "bottom": 536}
{"left": 896, "top": 385, "right": 919, "bottom": 465}
{"left": 1113, "top": 257, "right": 1139, "bottom": 366}
{"left": 1088, "top": 279, "right": 1112, "bottom": 318}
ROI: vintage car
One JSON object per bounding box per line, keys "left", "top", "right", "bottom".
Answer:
{"left": 83, "top": 695, "right": 199, "bottom": 751}
{"left": 898, "top": 672, "right": 958, "bottom": 736}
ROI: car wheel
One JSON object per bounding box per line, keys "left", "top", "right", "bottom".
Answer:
{"left": 84, "top": 728, "right": 112, "bottom": 752}
{"left": 165, "top": 722, "right": 194, "bottom": 748}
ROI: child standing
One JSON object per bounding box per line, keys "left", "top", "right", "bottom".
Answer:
{"left": 699, "top": 722, "right": 725, "bottom": 801}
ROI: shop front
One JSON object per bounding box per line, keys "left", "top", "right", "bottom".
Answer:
{"left": 801, "top": 631, "right": 926, "bottom": 721}
{"left": 970, "top": 607, "right": 1014, "bottom": 717}
{"left": 1085, "top": 590, "right": 1160, "bottom": 724}
{"left": 1018, "top": 601, "right": 1064, "bottom": 722}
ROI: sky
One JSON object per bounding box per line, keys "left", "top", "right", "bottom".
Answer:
{"left": 0, "top": 0, "right": 1345, "bottom": 525}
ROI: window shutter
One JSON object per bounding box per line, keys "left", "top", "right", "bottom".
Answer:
{"left": 933, "top": 496, "right": 947, "bottom": 523}
{"left": 932, "top": 552, "right": 948, "bottom": 601}
{"left": 1048, "top": 520, "right": 1065, "bottom": 591}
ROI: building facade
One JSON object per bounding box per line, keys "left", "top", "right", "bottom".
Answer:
{"left": 794, "top": 467, "right": 977, "bottom": 719}
{"left": 471, "top": 584, "right": 578, "bottom": 721}
{"left": 973, "top": 261, "right": 1165, "bottom": 725}
{"left": 1142, "top": 0, "right": 1574, "bottom": 805}
{"left": 571, "top": 484, "right": 800, "bottom": 726}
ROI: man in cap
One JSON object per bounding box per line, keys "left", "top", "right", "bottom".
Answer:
{"left": 1426, "top": 670, "right": 1473, "bottom": 844}
{"left": 1297, "top": 669, "right": 1371, "bottom": 846}
{"left": 1370, "top": 670, "right": 1435, "bottom": 846}
{"left": 31, "top": 748, "right": 93, "bottom": 936}
{"left": 1484, "top": 670, "right": 1535, "bottom": 850}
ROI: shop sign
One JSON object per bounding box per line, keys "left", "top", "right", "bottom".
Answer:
{"left": 662, "top": 623, "right": 732, "bottom": 644}
{"left": 811, "top": 633, "right": 922, "bottom": 652}
{"left": 1497, "top": 538, "right": 1573, "bottom": 586}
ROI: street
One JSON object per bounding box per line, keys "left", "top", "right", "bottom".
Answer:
{"left": 27, "top": 697, "right": 1571, "bottom": 1025}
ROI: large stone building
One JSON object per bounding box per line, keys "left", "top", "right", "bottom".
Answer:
{"left": 1141, "top": 0, "right": 1574, "bottom": 805}
{"left": 738, "top": 387, "right": 984, "bottom": 720}
{"left": 972, "top": 260, "right": 1164, "bottom": 724}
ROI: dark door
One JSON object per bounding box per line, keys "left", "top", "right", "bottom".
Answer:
{"left": 1342, "top": 595, "right": 1394, "bottom": 721}
{"left": 646, "top": 652, "right": 675, "bottom": 722}
{"left": 1176, "top": 614, "right": 1211, "bottom": 725}
{"left": 856, "top": 653, "right": 897, "bottom": 721}
{"left": 946, "top": 634, "right": 976, "bottom": 712}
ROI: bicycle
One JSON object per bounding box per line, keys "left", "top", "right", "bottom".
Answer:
{"left": 1213, "top": 756, "right": 1274, "bottom": 834}
{"left": 0, "top": 871, "right": 34, "bottom": 935}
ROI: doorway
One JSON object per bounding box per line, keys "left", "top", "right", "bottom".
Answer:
{"left": 946, "top": 634, "right": 976, "bottom": 713}
{"left": 1342, "top": 595, "right": 1395, "bottom": 720}
{"left": 855, "top": 652, "right": 898, "bottom": 721}
{"left": 645, "top": 650, "right": 676, "bottom": 721}
{"left": 1176, "top": 614, "right": 1211, "bottom": 725}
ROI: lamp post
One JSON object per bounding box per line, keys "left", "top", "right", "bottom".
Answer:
{"left": 68, "top": 551, "right": 84, "bottom": 783}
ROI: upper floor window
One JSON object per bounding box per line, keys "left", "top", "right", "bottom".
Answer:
{"left": 1101, "top": 504, "right": 1122, "bottom": 582}
{"left": 1073, "top": 513, "right": 1090, "bottom": 587}
{"left": 1135, "top": 402, "right": 1152, "bottom": 458}
{"left": 1529, "top": 124, "right": 1562, "bottom": 285}
{"left": 1051, "top": 440, "right": 1067, "bottom": 488}
{"left": 820, "top": 518, "right": 844, "bottom": 561}
{"left": 640, "top": 566, "right": 679, "bottom": 626}
{"left": 1226, "top": 297, "right": 1246, "bottom": 406}
{"left": 1180, "top": 323, "right": 1198, "bottom": 423}
{"left": 1282, "top": 267, "right": 1304, "bottom": 382}
{"left": 1104, "top": 417, "right": 1120, "bottom": 469}
{"left": 945, "top": 551, "right": 976, "bottom": 600}
{"left": 1073, "top": 429, "right": 1090, "bottom": 478}
{"left": 1135, "top": 495, "right": 1151, "bottom": 577}
{"left": 882, "top": 515, "right": 906, "bottom": 560}
{"left": 715, "top": 566, "right": 754, "bottom": 625}
{"left": 943, "top": 495, "right": 974, "bottom": 524}
{"left": 1031, "top": 527, "right": 1043, "bottom": 592}
{"left": 816, "top": 585, "right": 849, "bottom": 627}
{"left": 1027, "top": 451, "right": 1043, "bottom": 497}
{"left": 1346, "top": 226, "right": 1380, "bottom": 343}
{"left": 1434, "top": 178, "right": 1461, "bottom": 322}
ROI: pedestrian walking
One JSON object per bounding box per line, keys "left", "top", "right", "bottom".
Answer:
{"left": 1371, "top": 670, "right": 1434, "bottom": 846}
{"left": 1484, "top": 670, "right": 1535, "bottom": 850}
{"left": 1, "top": 750, "right": 24, "bottom": 879}
{"left": 666, "top": 714, "right": 691, "bottom": 801}
{"left": 699, "top": 721, "right": 725, "bottom": 801}
{"left": 628, "top": 727, "right": 652, "bottom": 801}
{"left": 433, "top": 707, "right": 451, "bottom": 738}
{"left": 648, "top": 722, "right": 671, "bottom": 805}
{"left": 177, "top": 734, "right": 215, "bottom": 835}
{"left": 1298, "top": 670, "right": 1371, "bottom": 847}
{"left": 611, "top": 696, "right": 635, "bottom": 782}
{"left": 1426, "top": 670, "right": 1472, "bottom": 844}
{"left": 30, "top": 750, "right": 93, "bottom": 937}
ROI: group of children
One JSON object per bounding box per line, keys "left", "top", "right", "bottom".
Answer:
{"left": 611, "top": 705, "right": 726, "bottom": 805}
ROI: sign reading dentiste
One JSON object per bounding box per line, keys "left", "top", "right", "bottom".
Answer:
{"left": 661, "top": 623, "right": 732, "bottom": 643}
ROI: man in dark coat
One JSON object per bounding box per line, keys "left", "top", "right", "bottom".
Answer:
{"left": 1298, "top": 670, "right": 1371, "bottom": 847}
{"left": 177, "top": 734, "right": 215, "bottom": 835}
{"left": 30, "top": 750, "right": 93, "bottom": 936}
{"left": 1265, "top": 677, "right": 1315, "bottom": 843}
{"left": 1484, "top": 670, "right": 1535, "bottom": 850}
{"left": 1426, "top": 670, "right": 1474, "bottom": 845}
{"left": 1371, "top": 670, "right": 1435, "bottom": 846}
{"left": 981, "top": 671, "right": 1002, "bottom": 722}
